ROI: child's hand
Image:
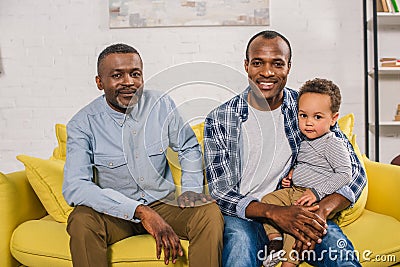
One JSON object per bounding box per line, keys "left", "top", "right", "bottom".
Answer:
{"left": 281, "top": 169, "right": 293, "bottom": 188}
{"left": 295, "top": 189, "right": 317, "bottom": 206}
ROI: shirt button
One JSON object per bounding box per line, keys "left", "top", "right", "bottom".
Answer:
{"left": 141, "top": 193, "right": 145, "bottom": 197}
{"left": 140, "top": 177, "right": 144, "bottom": 181}
{"left": 109, "top": 162, "right": 113, "bottom": 166}
{"left": 159, "top": 148, "right": 163, "bottom": 152}
{"left": 133, "top": 130, "right": 136, "bottom": 134}
{"left": 124, "top": 214, "right": 128, "bottom": 219}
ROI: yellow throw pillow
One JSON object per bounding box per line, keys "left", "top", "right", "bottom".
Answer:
{"left": 337, "top": 113, "right": 354, "bottom": 139}
{"left": 350, "top": 134, "right": 365, "bottom": 169}
{"left": 16, "top": 155, "right": 73, "bottom": 223}
{"left": 51, "top": 124, "right": 67, "bottom": 161}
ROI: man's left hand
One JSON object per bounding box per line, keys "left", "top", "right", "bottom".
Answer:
{"left": 177, "top": 191, "right": 214, "bottom": 208}
{"left": 293, "top": 193, "right": 350, "bottom": 253}
{"left": 293, "top": 205, "right": 328, "bottom": 253}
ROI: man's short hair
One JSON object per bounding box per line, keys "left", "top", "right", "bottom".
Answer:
{"left": 97, "top": 43, "right": 141, "bottom": 74}
{"left": 245, "top": 30, "right": 292, "bottom": 64}
{"left": 298, "top": 78, "right": 342, "bottom": 114}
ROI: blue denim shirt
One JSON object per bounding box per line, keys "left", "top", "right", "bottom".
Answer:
{"left": 204, "top": 87, "right": 366, "bottom": 220}
{"left": 63, "top": 90, "right": 203, "bottom": 221}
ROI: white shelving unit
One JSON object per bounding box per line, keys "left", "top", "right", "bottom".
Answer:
{"left": 370, "top": 121, "right": 400, "bottom": 126}
{"left": 375, "top": 11, "right": 400, "bottom": 24}
{"left": 379, "top": 121, "right": 400, "bottom": 125}
{"left": 364, "top": 3, "right": 400, "bottom": 162}
{"left": 368, "top": 67, "right": 400, "bottom": 76}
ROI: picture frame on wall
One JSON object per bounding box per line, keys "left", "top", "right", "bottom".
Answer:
{"left": 109, "top": 0, "right": 270, "bottom": 28}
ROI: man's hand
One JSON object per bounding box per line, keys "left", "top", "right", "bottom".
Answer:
{"left": 295, "top": 189, "right": 317, "bottom": 206}
{"left": 269, "top": 205, "right": 327, "bottom": 246}
{"left": 135, "top": 205, "right": 183, "bottom": 265}
{"left": 246, "top": 202, "right": 327, "bottom": 246}
{"left": 292, "top": 205, "right": 328, "bottom": 253}
{"left": 177, "top": 191, "right": 214, "bottom": 208}
{"left": 293, "top": 193, "right": 351, "bottom": 253}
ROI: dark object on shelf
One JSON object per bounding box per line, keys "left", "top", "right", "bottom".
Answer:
{"left": 391, "top": 155, "right": 400, "bottom": 166}
{"left": 395, "top": 104, "right": 400, "bottom": 121}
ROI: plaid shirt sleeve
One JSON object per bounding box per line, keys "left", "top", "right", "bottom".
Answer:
{"left": 331, "top": 124, "right": 367, "bottom": 203}
{"left": 204, "top": 112, "right": 258, "bottom": 219}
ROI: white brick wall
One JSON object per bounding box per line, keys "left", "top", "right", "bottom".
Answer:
{"left": 0, "top": 0, "right": 370, "bottom": 173}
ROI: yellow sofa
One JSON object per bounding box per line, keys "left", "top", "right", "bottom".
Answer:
{"left": 1, "top": 117, "right": 400, "bottom": 267}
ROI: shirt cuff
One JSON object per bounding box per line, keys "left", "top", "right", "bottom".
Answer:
{"left": 336, "top": 186, "right": 356, "bottom": 205}
{"left": 117, "top": 198, "right": 142, "bottom": 222}
{"left": 130, "top": 203, "right": 142, "bottom": 223}
{"left": 101, "top": 188, "right": 142, "bottom": 222}
{"left": 236, "top": 195, "right": 259, "bottom": 221}
{"left": 310, "top": 188, "right": 321, "bottom": 202}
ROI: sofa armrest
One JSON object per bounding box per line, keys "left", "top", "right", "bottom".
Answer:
{"left": 0, "top": 171, "right": 47, "bottom": 267}
{"left": 363, "top": 155, "right": 400, "bottom": 222}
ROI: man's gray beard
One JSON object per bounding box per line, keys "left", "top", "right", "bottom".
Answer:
{"left": 118, "top": 95, "right": 139, "bottom": 109}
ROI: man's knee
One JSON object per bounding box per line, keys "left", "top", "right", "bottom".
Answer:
{"left": 191, "top": 202, "right": 224, "bottom": 233}
{"left": 203, "top": 202, "right": 223, "bottom": 219}
{"left": 67, "top": 206, "right": 104, "bottom": 238}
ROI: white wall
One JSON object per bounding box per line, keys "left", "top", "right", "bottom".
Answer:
{"left": 0, "top": 0, "right": 367, "bottom": 173}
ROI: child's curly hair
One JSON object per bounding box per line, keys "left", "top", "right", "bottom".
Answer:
{"left": 298, "top": 78, "right": 341, "bottom": 113}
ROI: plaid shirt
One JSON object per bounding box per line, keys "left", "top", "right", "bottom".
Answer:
{"left": 204, "top": 87, "right": 367, "bottom": 219}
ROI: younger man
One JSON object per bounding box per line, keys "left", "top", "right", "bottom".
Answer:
{"left": 204, "top": 30, "right": 365, "bottom": 267}
{"left": 261, "top": 78, "right": 352, "bottom": 267}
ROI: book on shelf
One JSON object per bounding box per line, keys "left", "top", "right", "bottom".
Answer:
{"left": 395, "top": 104, "right": 400, "bottom": 121}
{"left": 391, "top": 0, "right": 400, "bottom": 12}
{"left": 377, "top": 0, "right": 384, "bottom": 11}
{"left": 387, "top": 0, "right": 394, "bottom": 12}
{"left": 380, "top": 57, "right": 400, "bottom": 67}
{"left": 385, "top": 0, "right": 400, "bottom": 12}
{"left": 381, "top": 0, "right": 389, "bottom": 12}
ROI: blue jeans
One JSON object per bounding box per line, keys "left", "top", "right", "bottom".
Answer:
{"left": 222, "top": 216, "right": 361, "bottom": 267}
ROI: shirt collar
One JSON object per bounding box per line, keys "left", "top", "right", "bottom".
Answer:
{"left": 281, "top": 87, "right": 293, "bottom": 110}
{"left": 101, "top": 95, "right": 139, "bottom": 127}
{"left": 237, "top": 87, "right": 250, "bottom": 121}
{"left": 240, "top": 86, "right": 292, "bottom": 119}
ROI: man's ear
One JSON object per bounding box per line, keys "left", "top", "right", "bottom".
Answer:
{"left": 331, "top": 112, "right": 339, "bottom": 126}
{"left": 244, "top": 59, "right": 249, "bottom": 73}
{"left": 95, "top": 75, "right": 103, "bottom": 91}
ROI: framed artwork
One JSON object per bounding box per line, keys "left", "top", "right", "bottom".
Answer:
{"left": 109, "top": 0, "right": 270, "bottom": 28}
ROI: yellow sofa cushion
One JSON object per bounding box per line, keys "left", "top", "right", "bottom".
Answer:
{"left": 363, "top": 155, "right": 400, "bottom": 222}
{"left": 341, "top": 209, "right": 400, "bottom": 266}
{"left": 11, "top": 217, "right": 189, "bottom": 267}
{"left": 16, "top": 155, "right": 72, "bottom": 223}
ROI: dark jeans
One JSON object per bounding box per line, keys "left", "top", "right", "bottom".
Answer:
{"left": 222, "top": 215, "right": 361, "bottom": 267}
